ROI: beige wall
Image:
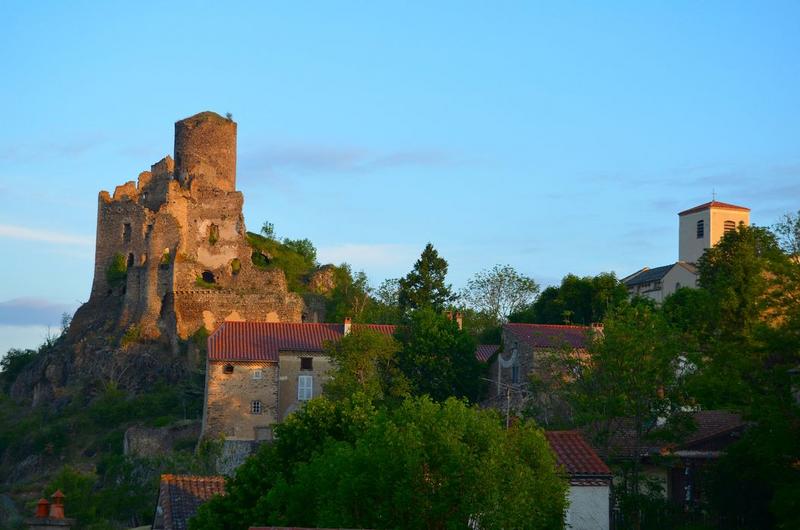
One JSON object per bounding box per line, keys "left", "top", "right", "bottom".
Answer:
{"left": 628, "top": 264, "right": 698, "bottom": 304}
{"left": 679, "top": 207, "right": 749, "bottom": 263}
{"left": 278, "top": 352, "right": 334, "bottom": 420}
{"left": 202, "top": 360, "right": 278, "bottom": 440}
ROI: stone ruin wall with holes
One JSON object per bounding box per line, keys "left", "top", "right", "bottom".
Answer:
{"left": 71, "top": 112, "right": 310, "bottom": 348}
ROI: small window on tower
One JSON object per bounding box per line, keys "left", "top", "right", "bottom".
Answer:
{"left": 127, "top": 253, "right": 134, "bottom": 268}
{"left": 251, "top": 400, "right": 262, "bottom": 414}
{"left": 696, "top": 220, "right": 704, "bottom": 239}
{"left": 300, "top": 357, "right": 313, "bottom": 370}
{"left": 123, "top": 223, "right": 132, "bottom": 243}
{"left": 724, "top": 220, "right": 736, "bottom": 233}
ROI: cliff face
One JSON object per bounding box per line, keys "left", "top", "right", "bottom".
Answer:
{"left": 14, "top": 111, "right": 322, "bottom": 404}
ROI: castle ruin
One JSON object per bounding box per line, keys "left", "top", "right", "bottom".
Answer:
{"left": 73, "top": 111, "right": 309, "bottom": 345}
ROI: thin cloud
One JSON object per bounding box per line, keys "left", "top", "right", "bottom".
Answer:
{"left": 241, "top": 142, "right": 454, "bottom": 176}
{"left": 0, "top": 224, "right": 94, "bottom": 246}
{"left": 318, "top": 243, "right": 418, "bottom": 269}
{"left": 0, "top": 298, "right": 76, "bottom": 327}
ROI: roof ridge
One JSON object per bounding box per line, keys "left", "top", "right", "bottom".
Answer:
{"left": 506, "top": 323, "right": 590, "bottom": 329}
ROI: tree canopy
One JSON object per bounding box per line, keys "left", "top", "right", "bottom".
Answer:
{"left": 190, "top": 395, "right": 567, "bottom": 530}
{"left": 398, "top": 243, "right": 456, "bottom": 312}
{"left": 461, "top": 264, "right": 540, "bottom": 324}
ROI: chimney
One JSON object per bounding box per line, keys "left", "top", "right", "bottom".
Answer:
{"left": 27, "top": 489, "right": 74, "bottom": 529}
{"left": 455, "top": 312, "right": 463, "bottom": 331}
{"left": 591, "top": 322, "right": 604, "bottom": 335}
{"left": 49, "top": 490, "right": 65, "bottom": 519}
{"left": 344, "top": 317, "right": 352, "bottom": 336}
{"left": 35, "top": 499, "right": 50, "bottom": 518}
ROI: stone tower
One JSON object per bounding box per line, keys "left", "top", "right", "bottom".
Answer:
{"left": 74, "top": 111, "right": 307, "bottom": 345}
{"left": 678, "top": 200, "right": 750, "bottom": 263}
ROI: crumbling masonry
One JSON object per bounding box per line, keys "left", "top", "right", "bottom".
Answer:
{"left": 73, "top": 112, "right": 308, "bottom": 345}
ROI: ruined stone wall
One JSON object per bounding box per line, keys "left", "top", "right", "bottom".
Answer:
{"left": 202, "top": 361, "right": 278, "bottom": 440}
{"left": 79, "top": 111, "right": 311, "bottom": 346}
{"left": 175, "top": 112, "right": 236, "bottom": 192}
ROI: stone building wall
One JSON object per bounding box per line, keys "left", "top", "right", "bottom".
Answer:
{"left": 202, "top": 361, "right": 279, "bottom": 441}
{"left": 278, "top": 351, "right": 334, "bottom": 420}
{"left": 77, "top": 111, "right": 311, "bottom": 346}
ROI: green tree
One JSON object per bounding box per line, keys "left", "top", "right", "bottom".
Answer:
{"left": 566, "top": 303, "right": 688, "bottom": 523}
{"left": 323, "top": 327, "right": 407, "bottom": 402}
{"left": 361, "top": 278, "right": 404, "bottom": 324}
{"left": 191, "top": 396, "right": 566, "bottom": 530}
{"left": 510, "top": 272, "right": 627, "bottom": 325}
{"left": 461, "top": 264, "right": 540, "bottom": 324}
{"left": 398, "top": 243, "right": 456, "bottom": 312}
{"left": 325, "top": 265, "right": 372, "bottom": 323}
{"left": 260, "top": 221, "right": 276, "bottom": 240}
{"left": 773, "top": 209, "right": 800, "bottom": 255}
{"left": 0, "top": 348, "right": 38, "bottom": 392}
{"left": 395, "top": 308, "right": 484, "bottom": 402}
{"left": 282, "top": 237, "right": 317, "bottom": 264}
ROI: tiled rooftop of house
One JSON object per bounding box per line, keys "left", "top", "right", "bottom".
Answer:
{"left": 475, "top": 344, "right": 500, "bottom": 362}
{"left": 156, "top": 474, "right": 226, "bottom": 530}
{"left": 545, "top": 430, "right": 612, "bottom": 478}
{"left": 208, "top": 322, "right": 397, "bottom": 361}
{"left": 503, "top": 323, "right": 592, "bottom": 350}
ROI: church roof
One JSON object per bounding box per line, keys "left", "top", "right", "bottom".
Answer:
{"left": 622, "top": 262, "right": 697, "bottom": 287}
{"left": 208, "top": 322, "right": 396, "bottom": 362}
{"left": 678, "top": 200, "right": 750, "bottom": 216}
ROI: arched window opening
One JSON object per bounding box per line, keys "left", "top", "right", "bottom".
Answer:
{"left": 696, "top": 219, "right": 704, "bottom": 239}
{"left": 123, "top": 223, "right": 132, "bottom": 243}
{"left": 724, "top": 220, "right": 736, "bottom": 233}
{"left": 127, "top": 253, "right": 134, "bottom": 268}
{"left": 223, "top": 364, "right": 234, "bottom": 374}
{"left": 202, "top": 271, "right": 216, "bottom": 284}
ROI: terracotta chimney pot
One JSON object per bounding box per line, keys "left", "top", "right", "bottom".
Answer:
{"left": 49, "top": 490, "right": 65, "bottom": 519}
{"left": 343, "top": 317, "right": 352, "bottom": 335}
{"left": 35, "top": 498, "right": 50, "bottom": 518}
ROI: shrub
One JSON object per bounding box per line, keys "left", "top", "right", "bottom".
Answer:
{"left": 105, "top": 253, "right": 127, "bottom": 286}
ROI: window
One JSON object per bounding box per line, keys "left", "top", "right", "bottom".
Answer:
{"left": 202, "top": 271, "right": 215, "bottom": 284}
{"left": 696, "top": 219, "right": 704, "bottom": 239}
{"left": 127, "top": 253, "right": 134, "bottom": 268}
{"left": 250, "top": 400, "right": 262, "bottom": 414}
{"left": 123, "top": 223, "right": 132, "bottom": 243}
{"left": 724, "top": 220, "right": 736, "bottom": 233}
{"left": 223, "top": 364, "right": 234, "bottom": 374}
{"left": 298, "top": 375, "right": 313, "bottom": 401}
{"left": 300, "top": 357, "right": 313, "bottom": 370}
{"left": 252, "top": 369, "right": 263, "bottom": 380}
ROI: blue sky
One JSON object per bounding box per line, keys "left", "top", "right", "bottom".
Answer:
{"left": 1, "top": 1, "right": 799, "bottom": 353}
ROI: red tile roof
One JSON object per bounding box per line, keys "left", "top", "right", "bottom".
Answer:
{"left": 208, "top": 322, "right": 397, "bottom": 361}
{"left": 678, "top": 200, "right": 750, "bottom": 216}
{"left": 545, "top": 431, "right": 611, "bottom": 478}
{"left": 504, "top": 323, "right": 591, "bottom": 350}
{"left": 475, "top": 344, "right": 500, "bottom": 362}
{"left": 157, "top": 474, "right": 226, "bottom": 530}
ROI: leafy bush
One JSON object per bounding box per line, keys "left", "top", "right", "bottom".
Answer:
{"left": 105, "top": 253, "right": 127, "bottom": 286}
{"left": 230, "top": 258, "right": 241, "bottom": 275}
{"left": 0, "top": 348, "right": 38, "bottom": 392}
{"left": 246, "top": 232, "right": 316, "bottom": 292}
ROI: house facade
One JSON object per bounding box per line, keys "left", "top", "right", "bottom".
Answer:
{"left": 545, "top": 430, "right": 612, "bottom": 530}
{"left": 202, "top": 320, "right": 395, "bottom": 441}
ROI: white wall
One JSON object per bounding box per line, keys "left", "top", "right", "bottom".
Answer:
{"left": 566, "top": 485, "right": 609, "bottom": 530}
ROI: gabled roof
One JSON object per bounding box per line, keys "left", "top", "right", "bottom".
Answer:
{"left": 208, "top": 322, "right": 397, "bottom": 361}
{"left": 622, "top": 262, "right": 697, "bottom": 287}
{"left": 678, "top": 200, "right": 750, "bottom": 216}
{"left": 475, "top": 344, "right": 500, "bottom": 362}
{"left": 586, "top": 410, "right": 746, "bottom": 460}
{"left": 155, "top": 474, "right": 226, "bottom": 530}
{"left": 545, "top": 431, "right": 611, "bottom": 479}
{"left": 503, "top": 323, "right": 590, "bottom": 350}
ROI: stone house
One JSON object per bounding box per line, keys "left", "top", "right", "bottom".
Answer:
{"left": 483, "top": 323, "right": 595, "bottom": 424}
{"left": 202, "top": 319, "right": 396, "bottom": 441}
{"left": 593, "top": 410, "right": 747, "bottom": 509}
{"left": 545, "top": 431, "right": 612, "bottom": 530}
